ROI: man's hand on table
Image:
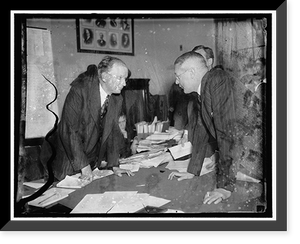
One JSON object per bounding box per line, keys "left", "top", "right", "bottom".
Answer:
{"left": 80, "top": 164, "right": 94, "bottom": 181}
{"left": 112, "top": 167, "right": 135, "bottom": 177}
{"left": 203, "top": 188, "right": 231, "bottom": 204}
{"left": 168, "top": 171, "right": 194, "bottom": 181}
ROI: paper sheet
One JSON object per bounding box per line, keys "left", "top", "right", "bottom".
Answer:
{"left": 71, "top": 191, "right": 170, "bottom": 214}
{"left": 23, "top": 179, "right": 45, "bottom": 189}
{"left": 56, "top": 174, "right": 91, "bottom": 189}
{"left": 28, "top": 187, "right": 75, "bottom": 208}
{"left": 56, "top": 169, "right": 114, "bottom": 189}
{"left": 139, "top": 152, "right": 172, "bottom": 168}
{"left": 236, "top": 171, "right": 260, "bottom": 183}
{"left": 119, "top": 163, "right": 140, "bottom": 172}
{"left": 92, "top": 168, "right": 114, "bottom": 180}
{"left": 168, "top": 141, "right": 192, "bottom": 159}
{"left": 165, "top": 159, "right": 190, "bottom": 172}
{"left": 166, "top": 157, "right": 215, "bottom": 176}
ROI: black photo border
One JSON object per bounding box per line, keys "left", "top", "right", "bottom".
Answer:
{"left": 5, "top": 2, "right": 287, "bottom": 231}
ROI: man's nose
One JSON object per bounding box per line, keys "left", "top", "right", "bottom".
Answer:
{"left": 121, "top": 78, "right": 126, "bottom": 86}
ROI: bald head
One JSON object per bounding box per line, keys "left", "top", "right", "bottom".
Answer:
{"left": 174, "top": 51, "right": 209, "bottom": 94}
{"left": 174, "top": 51, "right": 207, "bottom": 69}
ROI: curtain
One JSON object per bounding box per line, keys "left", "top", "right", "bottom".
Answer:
{"left": 215, "top": 18, "right": 268, "bottom": 181}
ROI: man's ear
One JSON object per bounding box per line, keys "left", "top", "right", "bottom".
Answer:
{"left": 101, "top": 72, "right": 109, "bottom": 82}
{"left": 207, "top": 58, "right": 213, "bottom": 67}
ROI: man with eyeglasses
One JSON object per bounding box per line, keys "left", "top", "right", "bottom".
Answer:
{"left": 168, "top": 51, "right": 240, "bottom": 205}
{"left": 40, "top": 56, "right": 134, "bottom": 182}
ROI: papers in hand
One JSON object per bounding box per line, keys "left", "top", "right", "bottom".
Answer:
{"left": 28, "top": 187, "right": 75, "bottom": 208}
{"left": 71, "top": 191, "right": 171, "bottom": 214}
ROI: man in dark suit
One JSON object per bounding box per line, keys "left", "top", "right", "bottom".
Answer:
{"left": 40, "top": 56, "right": 134, "bottom": 181}
{"left": 168, "top": 51, "right": 239, "bottom": 204}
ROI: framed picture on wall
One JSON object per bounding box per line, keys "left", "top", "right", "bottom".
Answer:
{"left": 76, "top": 17, "right": 134, "bottom": 56}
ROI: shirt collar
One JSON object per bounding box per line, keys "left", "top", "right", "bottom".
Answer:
{"left": 99, "top": 83, "right": 109, "bottom": 106}
{"left": 197, "top": 83, "right": 201, "bottom": 96}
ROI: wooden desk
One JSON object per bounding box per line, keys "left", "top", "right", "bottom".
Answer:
{"left": 58, "top": 163, "right": 264, "bottom": 214}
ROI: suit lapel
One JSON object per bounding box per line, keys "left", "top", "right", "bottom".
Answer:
{"left": 200, "top": 72, "right": 216, "bottom": 139}
{"left": 88, "top": 78, "right": 102, "bottom": 130}
{"left": 101, "top": 95, "right": 120, "bottom": 147}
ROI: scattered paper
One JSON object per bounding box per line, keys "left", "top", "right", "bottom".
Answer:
{"left": 146, "top": 131, "right": 180, "bottom": 141}
{"left": 23, "top": 180, "right": 45, "bottom": 189}
{"left": 140, "top": 152, "right": 172, "bottom": 168}
{"left": 142, "top": 195, "right": 171, "bottom": 208}
{"left": 56, "top": 174, "right": 91, "bottom": 189}
{"left": 165, "top": 159, "right": 190, "bottom": 172}
{"left": 166, "top": 157, "right": 215, "bottom": 176}
{"left": 119, "top": 163, "right": 140, "bottom": 172}
{"left": 71, "top": 191, "right": 170, "bottom": 214}
{"left": 92, "top": 168, "right": 114, "bottom": 180}
{"left": 56, "top": 169, "right": 114, "bottom": 189}
{"left": 236, "top": 171, "right": 260, "bottom": 183}
{"left": 71, "top": 194, "right": 115, "bottom": 214}
{"left": 164, "top": 209, "right": 185, "bottom": 213}
{"left": 28, "top": 187, "right": 75, "bottom": 208}
{"left": 168, "top": 141, "right": 192, "bottom": 160}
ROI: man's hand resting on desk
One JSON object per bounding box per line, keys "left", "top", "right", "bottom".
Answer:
{"left": 80, "top": 164, "right": 94, "bottom": 181}
{"left": 112, "top": 167, "right": 135, "bottom": 177}
{"left": 203, "top": 188, "right": 231, "bottom": 204}
{"left": 168, "top": 172, "right": 194, "bottom": 181}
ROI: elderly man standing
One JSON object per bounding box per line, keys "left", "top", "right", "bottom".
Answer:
{"left": 168, "top": 51, "right": 239, "bottom": 204}
{"left": 40, "top": 56, "right": 134, "bottom": 181}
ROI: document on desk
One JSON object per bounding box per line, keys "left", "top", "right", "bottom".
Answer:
{"left": 146, "top": 131, "right": 180, "bottom": 141}
{"left": 168, "top": 141, "right": 192, "bottom": 160}
{"left": 23, "top": 179, "right": 45, "bottom": 189}
{"left": 139, "top": 152, "right": 172, "bottom": 168}
{"left": 166, "top": 157, "right": 215, "bottom": 176}
{"left": 56, "top": 169, "right": 114, "bottom": 189}
{"left": 165, "top": 159, "right": 190, "bottom": 172}
{"left": 28, "top": 187, "right": 75, "bottom": 208}
{"left": 119, "top": 163, "right": 140, "bottom": 172}
{"left": 71, "top": 191, "right": 171, "bottom": 214}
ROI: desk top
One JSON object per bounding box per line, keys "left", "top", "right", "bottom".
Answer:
{"left": 58, "top": 163, "right": 263, "bottom": 214}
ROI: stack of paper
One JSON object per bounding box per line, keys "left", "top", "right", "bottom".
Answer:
{"left": 71, "top": 191, "right": 171, "bottom": 214}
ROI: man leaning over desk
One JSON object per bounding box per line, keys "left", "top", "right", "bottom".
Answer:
{"left": 168, "top": 51, "right": 240, "bottom": 205}
{"left": 40, "top": 56, "right": 134, "bottom": 182}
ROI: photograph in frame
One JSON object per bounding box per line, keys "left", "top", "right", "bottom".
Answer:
{"left": 76, "top": 17, "right": 134, "bottom": 56}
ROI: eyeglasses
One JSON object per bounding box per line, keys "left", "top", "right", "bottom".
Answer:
{"left": 106, "top": 72, "right": 127, "bottom": 82}
{"left": 175, "top": 69, "right": 189, "bottom": 81}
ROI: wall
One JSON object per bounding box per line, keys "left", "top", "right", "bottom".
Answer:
{"left": 27, "top": 17, "right": 216, "bottom": 117}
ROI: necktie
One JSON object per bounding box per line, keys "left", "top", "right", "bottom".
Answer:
{"left": 197, "top": 94, "right": 202, "bottom": 104}
{"left": 100, "top": 95, "right": 110, "bottom": 119}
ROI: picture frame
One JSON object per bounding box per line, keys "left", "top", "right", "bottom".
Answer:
{"left": 76, "top": 17, "right": 134, "bottom": 56}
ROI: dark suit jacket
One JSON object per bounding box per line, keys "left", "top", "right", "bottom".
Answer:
{"left": 187, "top": 68, "right": 237, "bottom": 192}
{"left": 40, "top": 67, "right": 123, "bottom": 181}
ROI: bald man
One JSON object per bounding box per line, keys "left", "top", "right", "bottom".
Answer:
{"left": 168, "top": 51, "right": 239, "bottom": 204}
